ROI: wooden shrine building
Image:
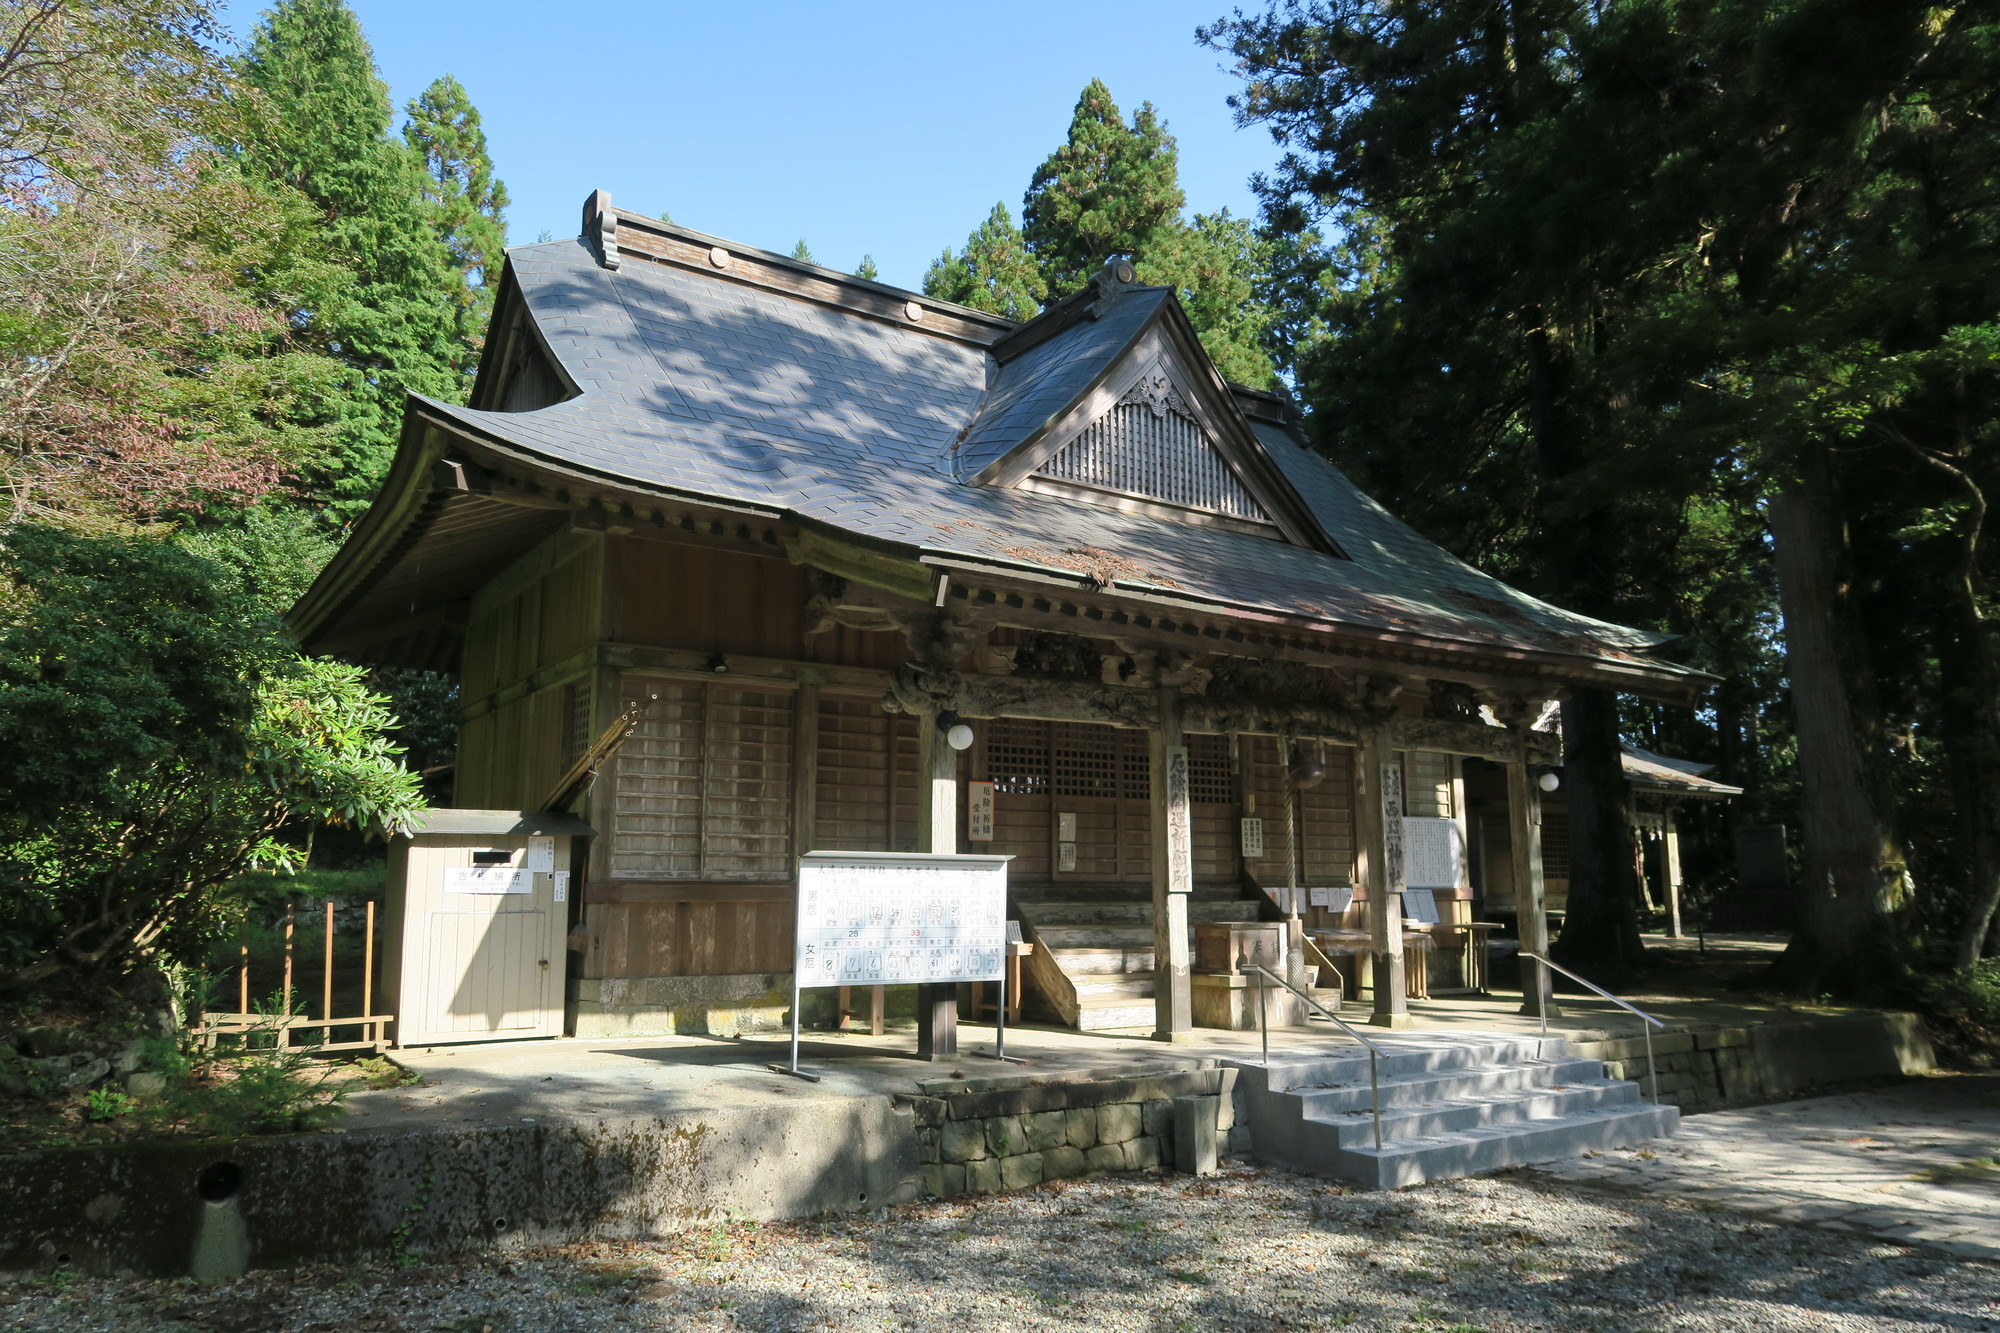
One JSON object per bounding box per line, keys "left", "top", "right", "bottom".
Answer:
{"left": 290, "top": 192, "right": 1708, "bottom": 1041}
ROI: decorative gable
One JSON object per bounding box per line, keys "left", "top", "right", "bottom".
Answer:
{"left": 1032, "top": 369, "right": 1273, "bottom": 525}
{"left": 972, "top": 268, "right": 1344, "bottom": 556}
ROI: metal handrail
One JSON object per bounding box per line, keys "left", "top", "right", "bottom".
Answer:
{"left": 1247, "top": 963, "right": 1388, "bottom": 1151}
{"left": 1519, "top": 951, "right": 1665, "bottom": 1107}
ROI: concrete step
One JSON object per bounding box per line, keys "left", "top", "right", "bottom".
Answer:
{"left": 1308, "top": 1079, "right": 1641, "bottom": 1149}
{"left": 1247, "top": 1034, "right": 1564, "bottom": 1091}
{"left": 1291, "top": 1057, "right": 1609, "bottom": 1114}
{"left": 1332, "top": 1102, "right": 1679, "bottom": 1190}
{"left": 1233, "top": 1032, "right": 1677, "bottom": 1189}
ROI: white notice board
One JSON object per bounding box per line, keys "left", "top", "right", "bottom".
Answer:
{"left": 1402, "top": 817, "right": 1465, "bottom": 889}
{"left": 795, "top": 852, "right": 1010, "bottom": 987}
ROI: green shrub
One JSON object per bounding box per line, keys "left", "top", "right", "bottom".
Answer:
{"left": 1913, "top": 960, "right": 2000, "bottom": 1067}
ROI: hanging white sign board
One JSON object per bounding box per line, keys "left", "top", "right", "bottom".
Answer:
{"left": 1402, "top": 817, "right": 1465, "bottom": 889}
{"left": 795, "top": 853, "right": 1009, "bottom": 987}
{"left": 780, "top": 852, "right": 1014, "bottom": 1081}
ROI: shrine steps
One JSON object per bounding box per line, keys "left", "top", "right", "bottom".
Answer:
{"left": 1235, "top": 1033, "right": 1677, "bottom": 1190}
{"left": 1013, "top": 883, "right": 1262, "bottom": 1031}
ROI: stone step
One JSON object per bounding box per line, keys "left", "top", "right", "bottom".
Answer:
{"left": 1022, "top": 900, "right": 1263, "bottom": 926}
{"left": 1307, "top": 1079, "right": 1642, "bottom": 1149}
{"left": 1076, "top": 996, "right": 1160, "bottom": 1030}
{"left": 1047, "top": 945, "right": 1155, "bottom": 974}
{"left": 1331, "top": 1103, "right": 1679, "bottom": 1190}
{"left": 1011, "top": 883, "right": 1244, "bottom": 904}
{"left": 1033, "top": 924, "right": 1156, "bottom": 950}
{"left": 1070, "top": 971, "right": 1155, "bottom": 999}
{"left": 1290, "top": 1057, "right": 1608, "bottom": 1113}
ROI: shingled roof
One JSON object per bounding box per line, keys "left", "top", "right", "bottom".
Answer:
{"left": 290, "top": 197, "right": 1708, "bottom": 703}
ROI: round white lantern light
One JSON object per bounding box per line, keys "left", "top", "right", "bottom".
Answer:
{"left": 1537, "top": 771, "right": 1561, "bottom": 792}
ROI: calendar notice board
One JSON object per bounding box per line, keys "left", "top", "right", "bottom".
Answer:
{"left": 795, "top": 852, "right": 1011, "bottom": 988}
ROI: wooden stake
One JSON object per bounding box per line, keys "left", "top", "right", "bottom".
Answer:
{"left": 238, "top": 914, "right": 249, "bottom": 1015}
{"left": 363, "top": 900, "right": 377, "bottom": 1046}
{"left": 283, "top": 903, "right": 295, "bottom": 1048}
{"left": 323, "top": 900, "right": 335, "bottom": 1025}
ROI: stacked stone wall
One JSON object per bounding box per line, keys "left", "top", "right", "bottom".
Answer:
{"left": 904, "top": 1065, "right": 1248, "bottom": 1198}
{"left": 1566, "top": 1012, "right": 1934, "bottom": 1112}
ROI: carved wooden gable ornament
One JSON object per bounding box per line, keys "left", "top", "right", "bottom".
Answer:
{"left": 975, "top": 299, "right": 1342, "bottom": 555}
{"left": 1031, "top": 362, "right": 1274, "bottom": 526}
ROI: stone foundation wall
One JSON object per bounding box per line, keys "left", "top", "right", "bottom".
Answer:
{"left": 569, "top": 976, "right": 927, "bottom": 1040}
{"left": 902, "top": 1065, "right": 1248, "bottom": 1198}
{"left": 1568, "top": 1011, "right": 1935, "bottom": 1112}
{"left": 570, "top": 973, "right": 795, "bottom": 1039}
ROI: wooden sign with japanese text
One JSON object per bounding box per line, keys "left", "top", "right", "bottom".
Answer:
{"left": 795, "top": 852, "right": 1009, "bottom": 988}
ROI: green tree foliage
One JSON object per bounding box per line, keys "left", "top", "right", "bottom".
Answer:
{"left": 1022, "top": 79, "right": 1183, "bottom": 297}
{"left": 923, "top": 202, "right": 1045, "bottom": 321}
{"left": 1209, "top": 0, "right": 2000, "bottom": 984}
{"left": 235, "top": 0, "right": 469, "bottom": 518}
{"left": 1136, "top": 210, "right": 1274, "bottom": 386}
{"left": 0, "top": 0, "right": 349, "bottom": 530}
{"left": 0, "top": 526, "right": 424, "bottom": 994}
{"left": 790, "top": 238, "right": 816, "bottom": 264}
{"left": 403, "top": 74, "right": 509, "bottom": 358}
{"left": 854, "top": 254, "right": 880, "bottom": 282}
{"left": 935, "top": 80, "right": 1279, "bottom": 382}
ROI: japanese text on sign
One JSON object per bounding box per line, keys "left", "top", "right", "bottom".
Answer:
{"left": 795, "top": 853, "right": 1009, "bottom": 987}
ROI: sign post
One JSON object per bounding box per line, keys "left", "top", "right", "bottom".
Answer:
{"left": 772, "top": 851, "right": 1014, "bottom": 1080}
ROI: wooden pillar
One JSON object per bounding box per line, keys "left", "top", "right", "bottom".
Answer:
{"left": 1357, "top": 728, "right": 1412, "bottom": 1028}
{"left": 915, "top": 709, "right": 958, "bottom": 1058}
{"left": 791, "top": 683, "right": 819, "bottom": 861}
{"left": 1664, "top": 804, "right": 1685, "bottom": 939}
{"left": 1506, "top": 734, "right": 1557, "bottom": 1018}
{"left": 1150, "top": 690, "right": 1194, "bottom": 1040}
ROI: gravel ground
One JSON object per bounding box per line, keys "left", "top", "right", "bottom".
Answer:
{"left": 5, "top": 1163, "right": 1997, "bottom": 1333}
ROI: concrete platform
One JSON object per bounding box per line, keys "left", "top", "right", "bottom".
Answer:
{"left": 0, "top": 937, "right": 1940, "bottom": 1279}
{"left": 359, "top": 977, "right": 1925, "bottom": 1131}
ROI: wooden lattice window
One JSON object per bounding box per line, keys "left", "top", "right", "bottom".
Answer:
{"left": 814, "top": 696, "right": 921, "bottom": 853}
{"left": 987, "top": 718, "right": 1050, "bottom": 797}
{"left": 1403, "top": 750, "right": 1455, "bottom": 818}
{"left": 1540, "top": 807, "right": 1573, "bottom": 880}
{"left": 1186, "top": 733, "right": 1235, "bottom": 804}
{"left": 1051, "top": 722, "right": 1132, "bottom": 798}
{"left": 1034, "top": 371, "right": 1272, "bottom": 522}
{"left": 612, "top": 681, "right": 794, "bottom": 880}
{"left": 562, "top": 682, "right": 592, "bottom": 765}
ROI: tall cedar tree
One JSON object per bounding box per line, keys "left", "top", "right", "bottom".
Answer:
{"left": 1022, "top": 79, "right": 1183, "bottom": 297}
{"left": 1136, "top": 210, "right": 1276, "bottom": 386}
{"left": 923, "top": 203, "right": 1045, "bottom": 322}
{"left": 1213, "top": 0, "right": 2000, "bottom": 984}
{"left": 236, "top": 0, "right": 466, "bottom": 519}
{"left": 403, "top": 74, "right": 509, "bottom": 372}
{"left": 1204, "top": 0, "right": 1728, "bottom": 976}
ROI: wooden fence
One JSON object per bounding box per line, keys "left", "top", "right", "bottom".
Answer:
{"left": 196, "top": 900, "right": 394, "bottom": 1053}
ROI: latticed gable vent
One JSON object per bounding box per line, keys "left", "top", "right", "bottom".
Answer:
{"left": 1033, "top": 371, "right": 1272, "bottom": 523}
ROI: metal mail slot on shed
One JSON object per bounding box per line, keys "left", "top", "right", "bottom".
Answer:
{"left": 385, "top": 809, "right": 594, "bottom": 1047}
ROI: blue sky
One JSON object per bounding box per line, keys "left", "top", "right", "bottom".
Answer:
{"left": 212, "top": 1, "right": 1285, "bottom": 291}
